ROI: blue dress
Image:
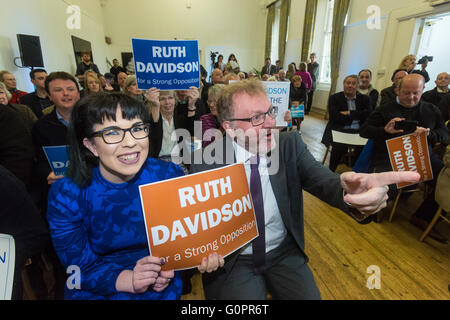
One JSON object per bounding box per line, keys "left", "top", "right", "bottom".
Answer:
{"left": 47, "top": 158, "right": 185, "bottom": 300}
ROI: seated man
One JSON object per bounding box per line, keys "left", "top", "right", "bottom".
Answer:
{"left": 189, "top": 79, "right": 419, "bottom": 300}
{"left": 260, "top": 58, "right": 277, "bottom": 76}
{"left": 20, "top": 69, "right": 53, "bottom": 118}
{"left": 0, "top": 70, "right": 27, "bottom": 104}
{"left": 322, "top": 75, "right": 372, "bottom": 172}
{"left": 360, "top": 74, "right": 449, "bottom": 242}
{"left": 201, "top": 68, "right": 225, "bottom": 106}
{"left": 32, "top": 72, "right": 81, "bottom": 202}
{"left": 379, "top": 69, "right": 408, "bottom": 107}
{"left": 358, "top": 69, "right": 379, "bottom": 110}
{"left": 421, "top": 72, "right": 449, "bottom": 107}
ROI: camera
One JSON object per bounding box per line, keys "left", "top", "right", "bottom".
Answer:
{"left": 210, "top": 51, "right": 219, "bottom": 64}
{"left": 418, "top": 56, "right": 433, "bottom": 64}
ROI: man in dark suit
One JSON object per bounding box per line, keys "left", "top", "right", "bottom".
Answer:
{"left": 379, "top": 69, "right": 408, "bottom": 107}
{"left": 189, "top": 80, "right": 419, "bottom": 299}
{"left": 260, "top": 58, "right": 277, "bottom": 76}
{"left": 421, "top": 72, "right": 449, "bottom": 107}
{"left": 322, "top": 75, "right": 372, "bottom": 172}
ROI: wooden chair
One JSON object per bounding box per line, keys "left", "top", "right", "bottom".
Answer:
{"left": 419, "top": 206, "right": 449, "bottom": 241}
{"left": 388, "top": 183, "right": 429, "bottom": 222}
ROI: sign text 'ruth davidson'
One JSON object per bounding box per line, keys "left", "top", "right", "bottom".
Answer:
{"left": 139, "top": 163, "right": 258, "bottom": 271}
{"left": 386, "top": 131, "right": 433, "bottom": 188}
{"left": 132, "top": 38, "right": 200, "bottom": 91}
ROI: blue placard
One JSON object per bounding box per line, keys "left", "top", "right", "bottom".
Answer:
{"left": 43, "top": 145, "right": 69, "bottom": 176}
{"left": 132, "top": 38, "right": 201, "bottom": 91}
{"left": 290, "top": 104, "right": 304, "bottom": 118}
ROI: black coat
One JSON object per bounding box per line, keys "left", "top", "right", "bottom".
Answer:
{"left": 0, "top": 165, "right": 49, "bottom": 299}
{"left": 421, "top": 87, "right": 449, "bottom": 108}
{"left": 31, "top": 108, "right": 69, "bottom": 183}
{"left": 149, "top": 112, "right": 196, "bottom": 158}
{"left": 437, "top": 93, "right": 450, "bottom": 124}
{"left": 321, "top": 92, "right": 372, "bottom": 146}
{"left": 0, "top": 106, "right": 35, "bottom": 188}
{"left": 289, "top": 82, "right": 308, "bottom": 105}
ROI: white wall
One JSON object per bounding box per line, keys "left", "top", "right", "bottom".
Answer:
{"left": 0, "top": 0, "right": 110, "bottom": 92}
{"left": 101, "top": 0, "right": 267, "bottom": 76}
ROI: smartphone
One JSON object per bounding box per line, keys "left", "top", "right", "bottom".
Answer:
{"left": 394, "top": 120, "right": 418, "bottom": 132}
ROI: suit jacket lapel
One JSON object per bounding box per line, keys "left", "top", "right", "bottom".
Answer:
{"left": 268, "top": 147, "right": 291, "bottom": 223}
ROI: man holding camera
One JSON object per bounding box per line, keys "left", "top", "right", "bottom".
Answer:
{"left": 360, "top": 74, "right": 449, "bottom": 241}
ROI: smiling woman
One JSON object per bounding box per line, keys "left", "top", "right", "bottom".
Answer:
{"left": 45, "top": 93, "right": 189, "bottom": 300}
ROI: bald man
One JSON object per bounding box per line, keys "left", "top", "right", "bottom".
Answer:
{"left": 201, "top": 68, "right": 225, "bottom": 106}
{"left": 421, "top": 72, "right": 449, "bottom": 107}
{"left": 360, "top": 73, "right": 449, "bottom": 242}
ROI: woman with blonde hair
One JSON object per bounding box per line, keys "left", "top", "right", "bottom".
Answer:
{"left": 398, "top": 54, "right": 417, "bottom": 72}
{"left": 83, "top": 71, "right": 103, "bottom": 96}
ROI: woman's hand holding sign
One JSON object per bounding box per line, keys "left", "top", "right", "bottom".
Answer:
{"left": 340, "top": 171, "right": 421, "bottom": 216}
{"left": 116, "top": 256, "right": 175, "bottom": 294}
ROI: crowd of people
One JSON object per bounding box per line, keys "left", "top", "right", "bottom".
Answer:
{"left": 321, "top": 54, "right": 449, "bottom": 243}
{"left": 0, "top": 49, "right": 447, "bottom": 300}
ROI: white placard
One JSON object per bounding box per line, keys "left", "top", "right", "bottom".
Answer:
{"left": 331, "top": 130, "right": 368, "bottom": 146}
{"left": 0, "top": 234, "right": 15, "bottom": 300}
{"left": 262, "top": 81, "right": 290, "bottom": 126}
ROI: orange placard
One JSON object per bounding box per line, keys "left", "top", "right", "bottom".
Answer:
{"left": 139, "top": 163, "right": 258, "bottom": 271}
{"left": 386, "top": 132, "right": 433, "bottom": 188}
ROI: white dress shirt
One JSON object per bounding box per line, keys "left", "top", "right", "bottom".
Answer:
{"left": 233, "top": 141, "right": 287, "bottom": 255}
{"left": 158, "top": 116, "right": 177, "bottom": 157}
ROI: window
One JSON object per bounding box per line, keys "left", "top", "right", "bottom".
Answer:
{"left": 319, "top": 0, "right": 334, "bottom": 84}
{"left": 270, "top": 2, "right": 282, "bottom": 62}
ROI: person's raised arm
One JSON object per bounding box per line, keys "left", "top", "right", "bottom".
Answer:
{"left": 146, "top": 87, "right": 161, "bottom": 123}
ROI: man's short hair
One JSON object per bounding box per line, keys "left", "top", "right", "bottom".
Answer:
{"left": 343, "top": 74, "right": 359, "bottom": 83}
{"left": 30, "top": 69, "right": 47, "bottom": 80}
{"left": 391, "top": 68, "right": 408, "bottom": 82}
{"left": 216, "top": 79, "right": 266, "bottom": 123}
{"left": 358, "top": 69, "right": 372, "bottom": 77}
{"left": 45, "top": 71, "right": 79, "bottom": 94}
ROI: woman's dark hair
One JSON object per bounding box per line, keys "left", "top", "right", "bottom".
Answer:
{"left": 67, "top": 92, "right": 151, "bottom": 187}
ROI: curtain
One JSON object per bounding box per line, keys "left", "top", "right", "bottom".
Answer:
{"left": 265, "top": 4, "right": 276, "bottom": 62}
{"left": 329, "top": 0, "right": 350, "bottom": 96}
{"left": 301, "top": 0, "right": 318, "bottom": 62}
{"left": 278, "top": 0, "right": 291, "bottom": 66}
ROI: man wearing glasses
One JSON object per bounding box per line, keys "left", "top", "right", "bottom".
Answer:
{"left": 190, "top": 80, "right": 420, "bottom": 300}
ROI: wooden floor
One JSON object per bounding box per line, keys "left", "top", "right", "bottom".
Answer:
{"left": 182, "top": 111, "right": 450, "bottom": 300}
